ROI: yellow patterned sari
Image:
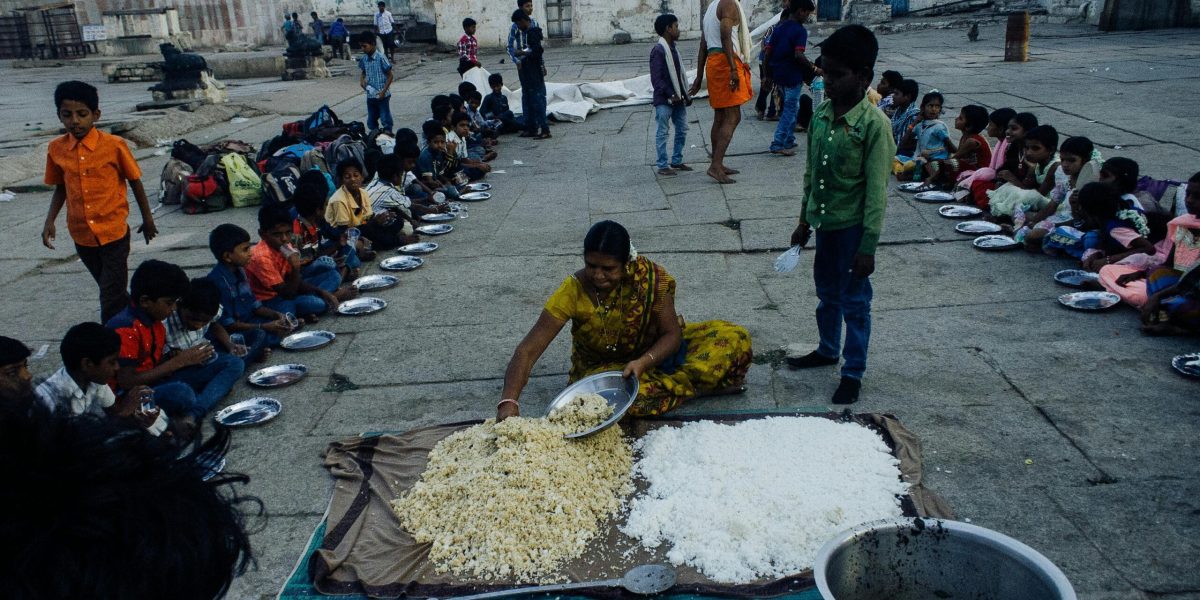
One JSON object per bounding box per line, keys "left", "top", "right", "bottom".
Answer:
{"left": 544, "top": 257, "right": 753, "bottom": 416}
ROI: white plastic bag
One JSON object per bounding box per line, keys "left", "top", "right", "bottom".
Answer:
{"left": 774, "top": 245, "right": 803, "bottom": 273}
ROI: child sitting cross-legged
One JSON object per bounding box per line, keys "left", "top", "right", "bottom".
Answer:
{"left": 921, "top": 104, "right": 991, "bottom": 191}
{"left": 367, "top": 152, "right": 441, "bottom": 227}
{"left": 481, "top": 73, "right": 522, "bottom": 134}
{"left": 418, "top": 121, "right": 462, "bottom": 199}
{"left": 448, "top": 111, "right": 494, "bottom": 181}
{"left": 466, "top": 90, "right": 501, "bottom": 139}
{"left": 900, "top": 92, "right": 952, "bottom": 181}
{"left": 107, "top": 260, "right": 241, "bottom": 440}
{"left": 35, "top": 322, "right": 167, "bottom": 436}
{"left": 1075, "top": 182, "right": 1155, "bottom": 273}
{"left": 246, "top": 204, "right": 353, "bottom": 323}
{"left": 292, "top": 183, "right": 361, "bottom": 279}
{"left": 957, "top": 107, "right": 1017, "bottom": 206}
{"left": 326, "top": 158, "right": 410, "bottom": 251}
{"left": 1020, "top": 136, "right": 1103, "bottom": 251}
{"left": 890, "top": 79, "right": 920, "bottom": 157}
{"left": 987, "top": 124, "right": 1060, "bottom": 226}
{"left": 205, "top": 224, "right": 291, "bottom": 360}
{"left": 1100, "top": 171, "right": 1200, "bottom": 317}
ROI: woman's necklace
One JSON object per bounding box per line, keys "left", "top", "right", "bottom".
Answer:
{"left": 592, "top": 284, "right": 622, "bottom": 353}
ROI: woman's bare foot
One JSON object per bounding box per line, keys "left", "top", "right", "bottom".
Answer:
{"left": 697, "top": 385, "right": 748, "bottom": 398}
{"left": 335, "top": 285, "right": 359, "bottom": 302}
{"left": 303, "top": 314, "right": 320, "bottom": 325}
{"left": 723, "top": 167, "right": 740, "bottom": 175}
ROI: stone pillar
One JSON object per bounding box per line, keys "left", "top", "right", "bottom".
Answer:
{"left": 1004, "top": 11, "right": 1030, "bottom": 62}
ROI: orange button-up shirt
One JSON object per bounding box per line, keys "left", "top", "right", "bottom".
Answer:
{"left": 244, "top": 240, "right": 292, "bottom": 301}
{"left": 44, "top": 128, "right": 142, "bottom": 247}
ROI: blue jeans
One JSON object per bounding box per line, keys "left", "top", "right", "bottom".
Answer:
{"left": 770, "top": 84, "right": 803, "bottom": 152}
{"left": 266, "top": 256, "right": 341, "bottom": 316}
{"left": 519, "top": 69, "right": 548, "bottom": 132}
{"left": 813, "top": 224, "right": 873, "bottom": 380}
{"left": 654, "top": 104, "right": 688, "bottom": 169}
{"left": 156, "top": 353, "right": 245, "bottom": 419}
{"left": 366, "top": 95, "right": 393, "bottom": 132}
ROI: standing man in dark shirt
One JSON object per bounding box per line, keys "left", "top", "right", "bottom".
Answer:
{"left": 512, "top": 10, "right": 549, "bottom": 139}
{"left": 649, "top": 14, "right": 692, "bottom": 176}
{"left": 765, "top": 0, "right": 817, "bottom": 156}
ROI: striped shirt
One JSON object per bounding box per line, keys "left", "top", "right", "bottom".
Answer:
{"left": 507, "top": 17, "right": 540, "bottom": 64}
{"left": 357, "top": 51, "right": 392, "bottom": 98}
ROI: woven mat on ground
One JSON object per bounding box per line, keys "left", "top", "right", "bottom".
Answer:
{"left": 283, "top": 411, "right": 953, "bottom": 599}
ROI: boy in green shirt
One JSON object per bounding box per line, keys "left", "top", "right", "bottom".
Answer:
{"left": 787, "top": 25, "right": 895, "bottom": 404}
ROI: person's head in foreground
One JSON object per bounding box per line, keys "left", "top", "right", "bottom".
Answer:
{"left": 54, "top": 80, "right": 101, "bottom": 140}
{"left": 1099, "top": 156, "right": 1139, "bottom": 195}
{"left": 816, "top": 25, "right": 879, "bottom": 107}
{"left": 0, "top": 397, "right": 259, "bottom": 599}
{"left": 583, "top": 220, "right": 634, "bottom": 293}
{"left": 654, "top": 14, "right": 679, "bottom": 41}
{"left": 1077, "top": 181, "right": 1123, "bottom": 230}
{"left": 0, "top": 336, "right": 32, "bottom": 399}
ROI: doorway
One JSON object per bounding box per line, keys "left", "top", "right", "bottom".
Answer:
{"left": 544, "top": 0, "right": 573, "bottom": 38}
{"left": 818, "top": 0, "right": 841, "bottom": 21}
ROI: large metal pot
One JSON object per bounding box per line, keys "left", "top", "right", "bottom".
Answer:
{"left": 814, "top": 517, "right": 1076, "bottom": 600}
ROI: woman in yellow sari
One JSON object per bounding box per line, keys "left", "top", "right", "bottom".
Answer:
{"left": 498, "top": 221, "right": 753, "bottom": 421}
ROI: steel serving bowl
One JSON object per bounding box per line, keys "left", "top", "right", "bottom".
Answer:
{"left": 814, "top": 517, "right": 1076, "bottom": 600}
{"left": 543, "top": 371, "right": 639, "bottom": 439}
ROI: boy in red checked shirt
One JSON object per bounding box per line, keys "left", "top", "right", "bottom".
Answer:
{"left": 42, "top": 80, "right": 157, "bottom": 323}
{"left": 458, "top": 18, "right": 481, "bottom": 75}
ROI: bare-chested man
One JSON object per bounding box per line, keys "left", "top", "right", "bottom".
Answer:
{"left": 688, "top": 0, "right": 754, "bottom": 184}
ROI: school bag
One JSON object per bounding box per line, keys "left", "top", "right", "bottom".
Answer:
{"left": 257, "top": 134, "right": 299, "bottom": 163}
{"left": 220, "top": 153, "right": 264, "bottom": 208}
{"left": 299, "top": 147, "right": 330, "bottom": 175}
{"left": 282, "top": 120, "right": 305, "bottom": 138}
{"left": 183, "top": 155, "right": 230, "bottom": 214}
{"left": 170, "top": 139, "right": 208, "bottom": 170}
{"left": 262, "top": 163, "right": 302, "bottom": 205}
{"left": 325, "top": 134, "right": 366, "bottom": 172}
{"left": 303, "top": 105, "right": 342, "bottom": 137}
{"left": 158, "top": 158, "right": 193, "bottom": 206}
{"left": 273, "top": 142, "right": 316, "bottom": 164}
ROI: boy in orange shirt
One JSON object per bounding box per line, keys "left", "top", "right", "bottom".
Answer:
{"left": 42, "top": 81, "right": 156, "bottom": 323}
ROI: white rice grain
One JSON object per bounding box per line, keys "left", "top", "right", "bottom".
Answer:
{"left": 619, "top": 417, "right": 908, "bottom": 583}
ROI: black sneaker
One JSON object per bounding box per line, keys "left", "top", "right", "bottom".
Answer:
{"left": 832, "top": 377, "right": 862, "bottom": 405}
{"left": 786, "top": 351, "right": 838, "bottom": 369}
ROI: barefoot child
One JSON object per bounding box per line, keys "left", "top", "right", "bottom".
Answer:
{"left": 418, "top": 121, "right": 462, "bottom": 199}
{"left": 875, "top": 70, "right": 902, "bottom": 116}
{"left": 481, "top": 73, "right": 522, "bottom": 133}
{"left": 1022, "top": 136, "right": 1102, "bottom": 250}
{"left": 326, "top": 158, "right": 410, "bottom": 251}
{"left": 889, "top": 79, "right": 919, "bottom": 157}
{"left": 449, "top": 112, "right": 493, "bottom": 180}
{"left": 988, "top": 123, "right": 1057, "bottom": 225}
{"left": 923, "top": 104, "right": 990, "bottom": 189}
{"left": 1075, "top": 182, "right": 1155, "bottom": 272}
{"left": 246, "top": 205, "right": 350, "bottom": 321}
{"left": 1100, "top": 171, "right": 1200, "bottom": 310}
{"left": 958, "top": 107, "right": 1016, "bottom": 204}
{"left": 457, "top": 18, "right": 481, "bottom": 75}
{"left": 205, "top": 224, "right": 290, "bottom": 361}
{"left": 650, "top": 13, "right": 692, "bottom": 175}
{"left": 293, "top": 184, "right": 362, "bottom": 280}
{"left": 897, "top": 92, "right": 951, "bottom": 181}
{"left": 42, "top": 81, "right": 157, "bottom": 323}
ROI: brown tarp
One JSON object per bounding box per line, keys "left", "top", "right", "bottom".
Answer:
{"left": 310, "top": 412, "right": 954, "bottom": 598}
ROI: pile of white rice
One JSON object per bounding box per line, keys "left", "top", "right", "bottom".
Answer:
{"left": 391, "top": 394, "right": 632, "bottom": 582}
{"left": 619, "top": 417, "right": 908, "bottom": 583}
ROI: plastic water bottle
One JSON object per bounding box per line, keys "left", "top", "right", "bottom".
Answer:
{"left": 811, "top": 76, "right": 824, "bottom": 106}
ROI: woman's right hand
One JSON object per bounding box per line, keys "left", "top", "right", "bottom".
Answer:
{"left": 496, "top": 400, "right": 520, "bottom": 422}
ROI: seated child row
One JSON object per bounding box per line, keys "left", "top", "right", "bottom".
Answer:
{"left": 880, "top": 88, "right": 1199, "bottom": 335}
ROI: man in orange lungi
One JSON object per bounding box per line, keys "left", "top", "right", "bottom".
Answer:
{"left": 688, "top": 0, "right": 754, "bottom": 184}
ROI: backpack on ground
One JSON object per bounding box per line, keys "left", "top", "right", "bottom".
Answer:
{"left": 262, "top": 164, "right": 302, "bottom": 205}
{"left": 325, "top": 134, "right": 366, "bottom": 172}
{"left": 303, "top": 105, "right": 341, "bottom": 137}
{"left": 273, "top": 142, "right": 316, "bottom": 164}
{"left": 299, "top": 147, "right": 330, "bottom": 175}
{"left": 282, "top": 120, "right": 305, "bottom": 138}
{"left": 257, "top": 134, "right": 299, "bottom": 163}
{"left": 158, "top": 158, "right": 193, "bottom": 206}
{"left": 183, "top": 155, "right": 230, "bottom": 214}
{"left": 170, "top": 139, "right": 207, "bottom": 170}
{"left": 220, "top": 152, "right": 264, "bottom": 208}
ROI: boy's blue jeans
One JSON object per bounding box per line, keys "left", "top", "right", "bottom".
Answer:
{"left": 770, "top": 84, "right": 803, "bottom": 152}
{"left": 154, "top": 352, "right": 244, "bottom": 419}
{"left": 265, "top": 256, "right": 341, "bottom": 316}
{"left": 366, "top": 95, "right": 393, "bottom": 132}
{"left": 654, "top": 104, "right": 688, "bottom": 169}
{"left": 812, "top": 224, "right": 873, "bottom": 380}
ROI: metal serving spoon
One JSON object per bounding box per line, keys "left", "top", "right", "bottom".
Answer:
{"left": 434, "top": 564, "right": 677, "bottom": 600}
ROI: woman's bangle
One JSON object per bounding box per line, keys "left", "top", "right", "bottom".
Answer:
{"left": 497, "top": 398, "right": 519, "bottom": 410}
{"left": 645, "top": 351, "right": 657, "bottom": 362}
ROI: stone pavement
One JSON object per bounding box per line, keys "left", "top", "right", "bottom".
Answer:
{"left": 1, "top": 23, "right": 1198, "bottom": 600}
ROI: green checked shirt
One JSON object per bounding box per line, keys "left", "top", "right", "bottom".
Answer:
{"left": 801, "top": 95, "right": 896, "bottom": 255}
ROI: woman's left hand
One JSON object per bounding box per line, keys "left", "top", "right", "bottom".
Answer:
{"left": 622, "top": 358, "right": 650, "bottom": 380}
